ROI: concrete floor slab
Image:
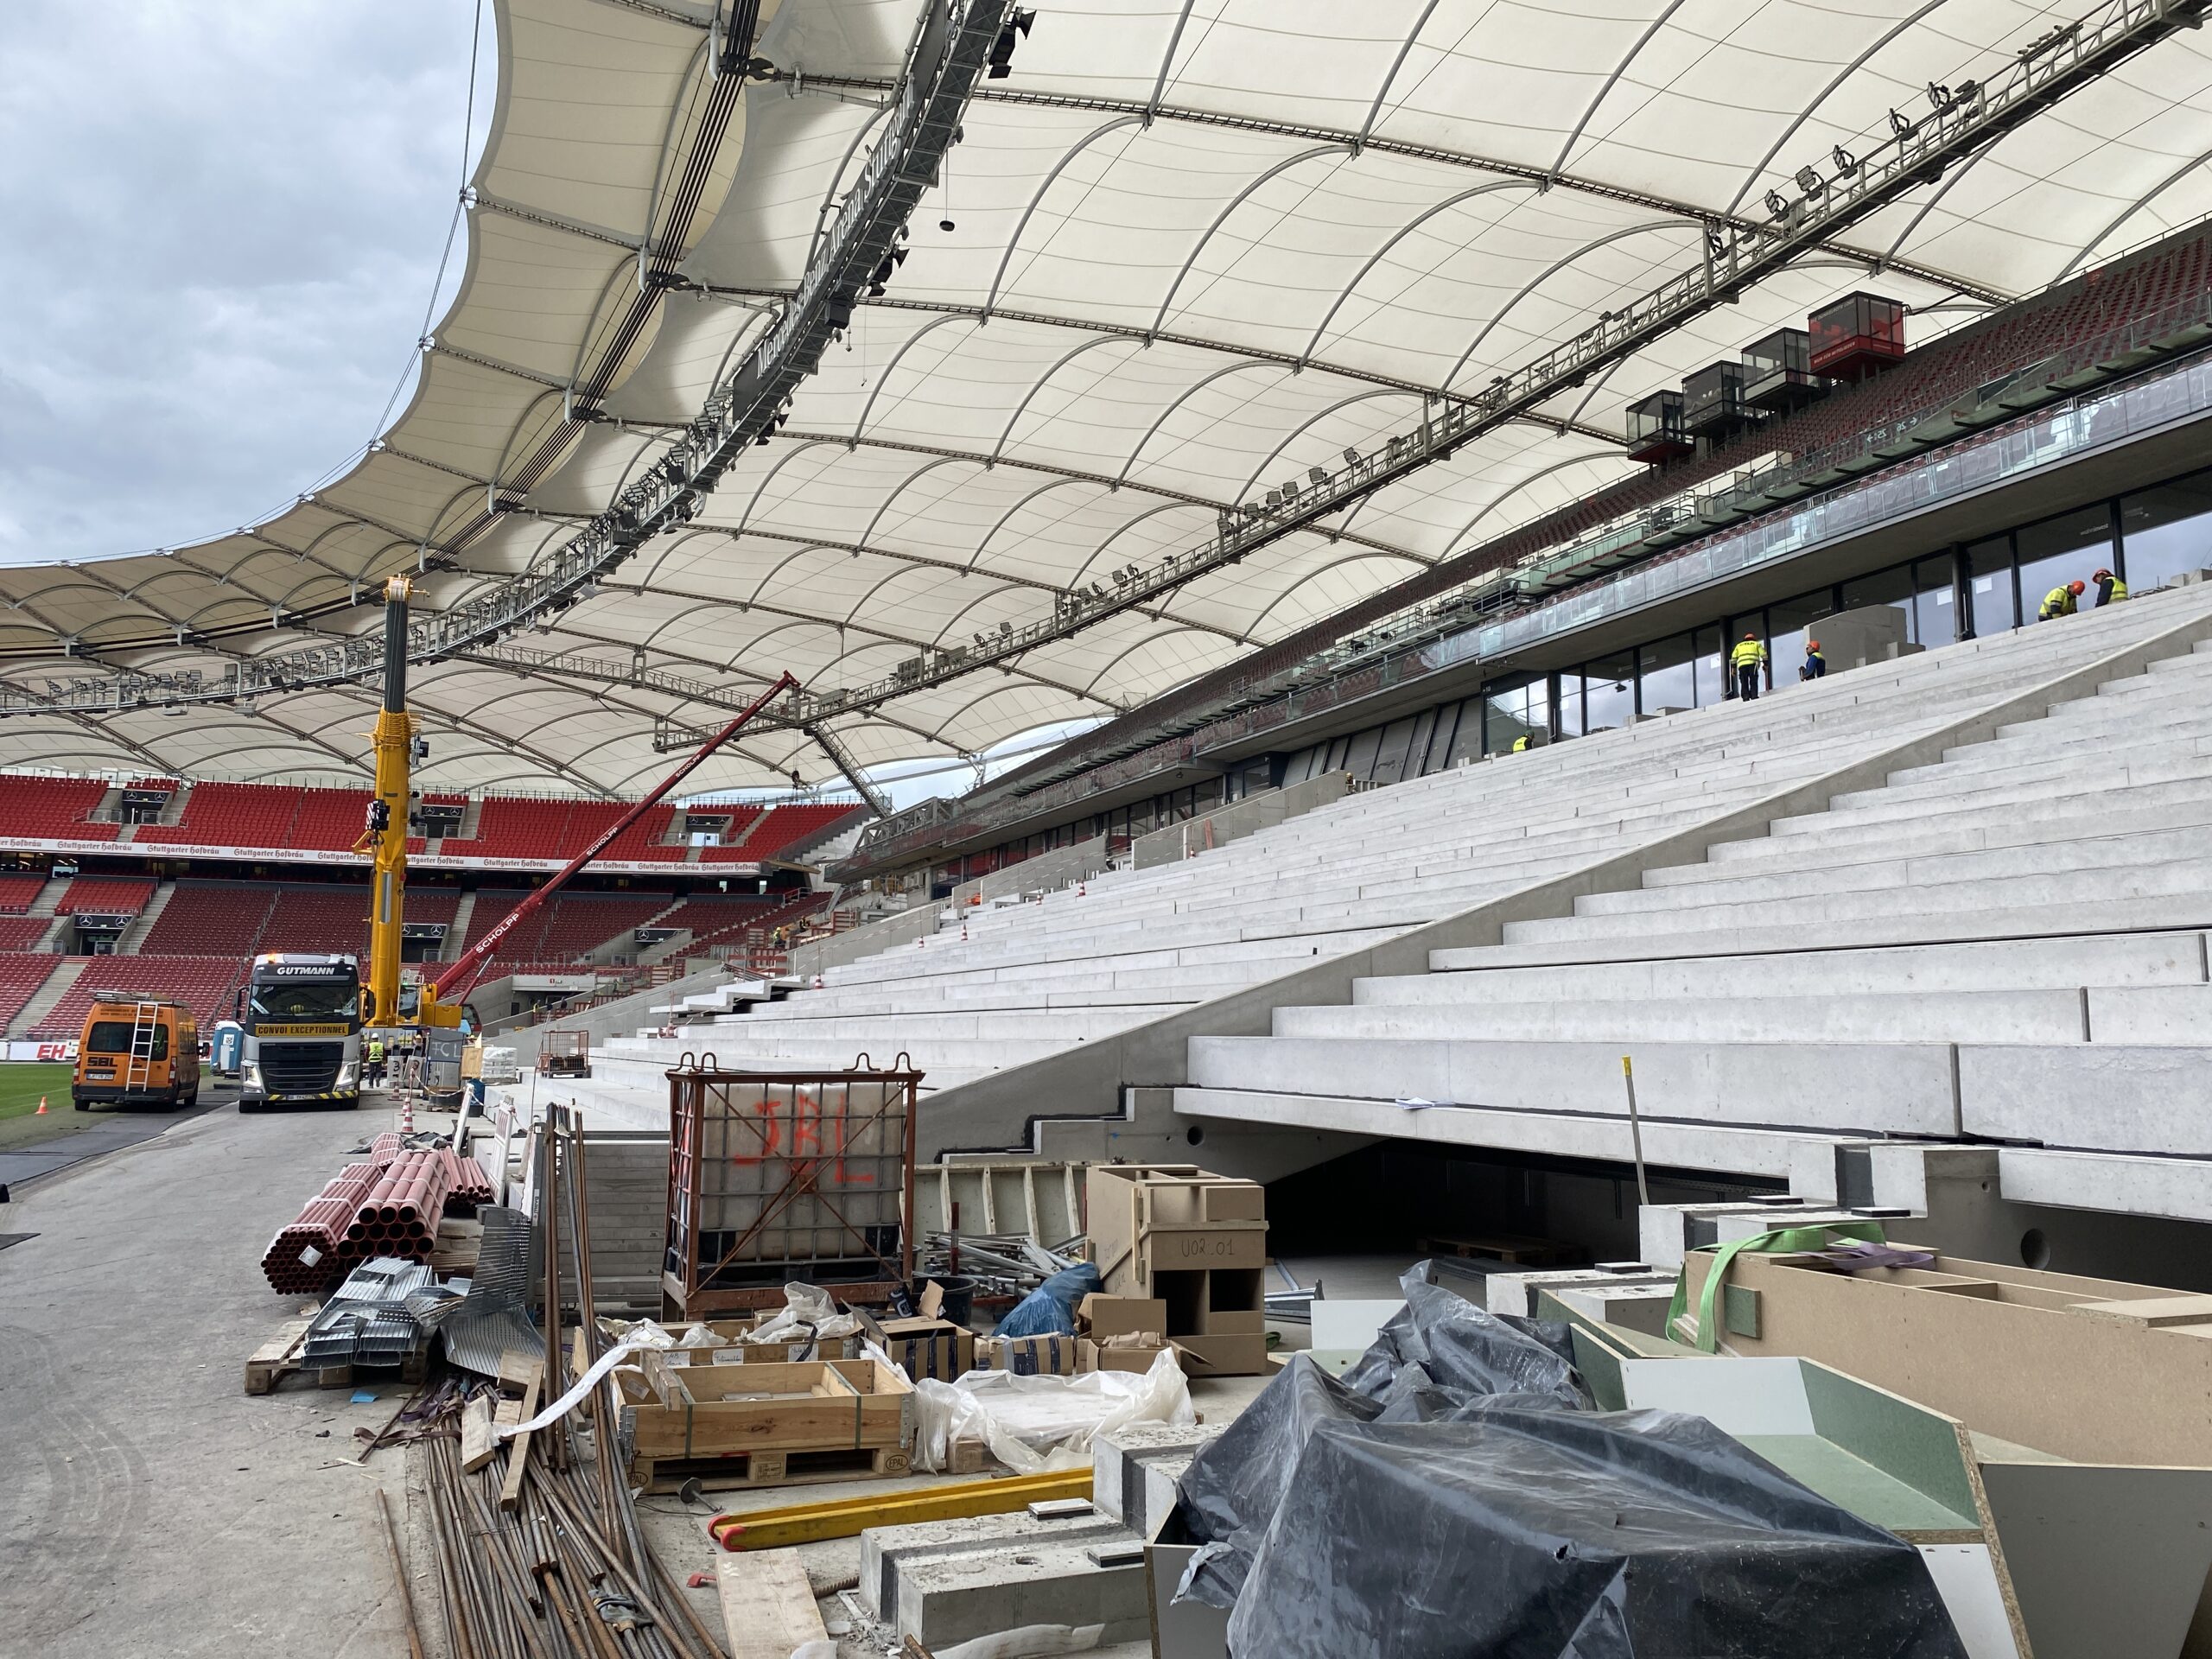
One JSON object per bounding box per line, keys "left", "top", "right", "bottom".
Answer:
{"left": 0, "top": 1096, "right": 416, "bottom": 1659}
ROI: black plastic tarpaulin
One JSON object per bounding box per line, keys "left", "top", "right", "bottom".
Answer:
{"left": 1170, "top": 1265, "right": 1968, "bottom": 1659}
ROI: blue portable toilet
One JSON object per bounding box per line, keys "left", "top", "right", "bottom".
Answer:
{"left": 211, "top": 1020, "right": 245, "bottom": 1077}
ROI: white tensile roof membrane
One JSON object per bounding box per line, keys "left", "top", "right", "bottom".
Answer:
{"left": 3, "top": 0, "right": 2209, "bottom": 797}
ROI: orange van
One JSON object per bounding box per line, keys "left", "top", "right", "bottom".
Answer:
{"left": 73, "top": 998, "right": 201, "bottom": 1109}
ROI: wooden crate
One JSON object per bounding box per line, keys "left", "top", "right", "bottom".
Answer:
{"left": 624, "top": 1357, "right": 913, "bottom": 1487}
{"left": 632, "top": 1444, "right": 912, "bottom": 1495}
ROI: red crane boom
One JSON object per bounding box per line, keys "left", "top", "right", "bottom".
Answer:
{"left": 429, "top": 671, "right": 801, "bottom": 1007}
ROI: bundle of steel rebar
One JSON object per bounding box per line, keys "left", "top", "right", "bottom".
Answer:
{"left": 397, "top": 1103, "right": 731, "bottom": 1659}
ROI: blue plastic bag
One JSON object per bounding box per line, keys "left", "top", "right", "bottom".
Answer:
{"left": 993, "top": 1262, "right": 1102, "bottom": 1338}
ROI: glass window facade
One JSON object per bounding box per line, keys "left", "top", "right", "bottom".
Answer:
{"left": 1639, "top": 633, "right": 1697, "bottom": 713}
{"left": 1484, "top": 677, "right": 1547, "bottom": 753}
{"left": 1967, "top": 535, "right": 2017, "bottom": 634}
{"left": 1584, "top": 652, "right": 1636, "bottom": 732}
{"left": 1168, "top": 462, "right": 2212, "bottom": 813}
{"left": 2017, "top": 504, "right": 2114, "bottom": 619}
{"left": 2119, "top": 469, "right": 2212, "bottom": 594}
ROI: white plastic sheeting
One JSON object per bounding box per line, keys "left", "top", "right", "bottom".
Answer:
{"left": 5, "top": 0, "right": 2212, "bottom": 793}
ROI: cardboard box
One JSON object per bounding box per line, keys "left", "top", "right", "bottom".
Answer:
{"left": 1087, "top": 1166, "right": 1268, "bottom": 1302}
{"left": 1090, "top": 1334, "right": 1170, "bottom": 1374}
{"left": 982, "top": 1333, "right": 1093, "bottom": 1376}
{"left": 1079, "top": 1294, "right": 1167, "bottom": 1340}
{"left": 862, "top": 1313, "right": 976, "bottom": 1382}
{"left": 1170, "top": 1333, "right": 1269, "bottom": 1377}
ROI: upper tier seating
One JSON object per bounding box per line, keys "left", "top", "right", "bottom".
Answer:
{"left": 135, "top": 782, "right": 300, "bottom": 849}
{"left": 594, "top": 582, "right": 2212, "bottom": 1106}
{"left": 704, "top": 804, "right": 858, "bottom": 862}
{"left": 1177, "top": 585, "right": 2212, "bottom": 1216}
{"left": 29, "top": 957, "right": 243, "bottom": 1040}
{"left": 290, "top": 789, "right": 372, "bottom": 852}
{"left": 0, "top": 874, "right": 46, "bottom": 914}
{"left": 562, "top": 803, "right": 686, "bottom": 861}
{"left": 444, "top": 798, "right": 563, "bottom": 861}
{"left": 54, "top": 876, "right": 156, "bottom": 915}
{"left": 0, "top": 954, "right": 61, "bottom": 1032}
{"left": 0, "top": 774, "right": 113, "bottom": 840}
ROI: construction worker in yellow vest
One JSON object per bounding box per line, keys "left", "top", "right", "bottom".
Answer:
{"left": 2092, "top": 567, "right": 2128, "bottom": 606}
{"left": 1511, "top": 734, "right": 1533, "bottom": 753}
{"left": 1800, "top": 639, "right": 1827, "bottom": 682}
{"left": 2039, "top": 579, "right": 2086, "bottom": 620}
{"left": 1729, "top": 632, "right": 1767, "bottom": 702}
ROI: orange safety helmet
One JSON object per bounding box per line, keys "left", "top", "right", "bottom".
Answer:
{"left": 2069, "top": 580, "right": 2086, "bottom": 595}
{"left": 2094, "top": 568, "right": 2113, "bottom": 580}
{"left": 1743, "top": 631, "right": 1758, "bottom": 639}
{"left": 1807, "top": 639, "right": 1821, "bottom": 652}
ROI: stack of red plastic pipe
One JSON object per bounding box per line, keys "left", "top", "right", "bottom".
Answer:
{"left": 260, "top": 1161, "right": 382, "bottom": 1293}
{"left": 259, "top": 1142, "right": 481, "bottom": 1293}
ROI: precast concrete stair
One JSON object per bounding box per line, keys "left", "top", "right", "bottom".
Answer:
{"left": 1181, "top": 589, "right": 2212, "bottom": 1218}
{"left": 596, "top": 584, "right": 2212, "bottom": 1120}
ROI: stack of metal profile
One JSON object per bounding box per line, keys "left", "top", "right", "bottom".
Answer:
{"left": 302, "top": 1258, "right": 456, "bottom": 1370}
{"left": 438, "top": 1205, "right": 543, "bottom": 1379}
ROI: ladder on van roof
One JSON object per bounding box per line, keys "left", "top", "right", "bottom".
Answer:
{"left": 124, "top": 1000, "right": 160, "bottom": 1093}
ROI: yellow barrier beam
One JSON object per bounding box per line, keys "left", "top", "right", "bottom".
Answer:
{"left": 710, "top": 1467, "right": 1093, "bottom": 1551}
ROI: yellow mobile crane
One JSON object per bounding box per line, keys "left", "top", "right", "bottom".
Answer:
{"left": 354, "top": 575, "right": 800, "bottom": 1033}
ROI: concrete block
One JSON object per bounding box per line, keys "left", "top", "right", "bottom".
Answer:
{"left": 1092, "top": 1421, "right": 1221, "bottom": 1526}
{"left": 893, "top": 1540, "right": 1150, "bottom": 1648}
{"left": 1549, "top": 1281, "right": 1681, "bottom": 1337}
{"left": 1485, "top": 1265, "right": 1675, "bottom": 1318}
{"left": 861, "top": 1510, "right": 1128, "bottom": 1621}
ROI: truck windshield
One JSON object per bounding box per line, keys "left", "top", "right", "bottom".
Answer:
{"left": 250, "top": 982, "right": 359, "bottom": 1020}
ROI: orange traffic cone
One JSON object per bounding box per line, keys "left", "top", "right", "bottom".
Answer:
{"left": 35, "top": 1096, "right": 48, "bottom": 1115}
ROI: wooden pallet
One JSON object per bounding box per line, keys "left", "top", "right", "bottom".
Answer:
{"left": 632, "top": 1443, "right": 911, "bottom": 1495}
{"left": 244, "top": 1314, "right": 428, "bottom": 1395}
{"left": 1420, "top": 1233, "right": 1591, "bottom": 1268}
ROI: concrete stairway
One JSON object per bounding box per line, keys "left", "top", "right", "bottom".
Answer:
{"left": 9, "top": 959, "right": 86, "bottom": 1038}
{"left": 117, "top": 880, "right": 176, "bottom": 955}
{"left": 592, "top": 583, "right": 2212, "bottom": 1128}
{"left": 1182, "top": 599, "right": 2212, "bottom": 1221}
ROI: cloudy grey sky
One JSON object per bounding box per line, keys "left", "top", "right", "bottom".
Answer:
{"left": 0, "top": 3, "right": 489, "bottom": 568}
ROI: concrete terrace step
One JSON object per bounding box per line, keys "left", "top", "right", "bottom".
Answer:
{"left": 1506, "top": 857, "right": 2212, "bottom": 945}
{"left": 1579, "top": 823, "right": 2212, "bottom": 917}
{"left": 1692, "top": 776, "right": 2212, "bottom": 874}
{"left": 574, "top": 582, "right": 2212, "bottom": 1155}
{"left": 1186, "top": 1033, "right": 1962, "bottom": 1139}
{"left": 1433, "top": 894, "right": 2212, "bottom": 971}
{"left": 1281, "top": 983, "right": 2212, "bottom": 1045}
{"left": 1411, "top": 931, "right": 2209, "bottom": 998}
